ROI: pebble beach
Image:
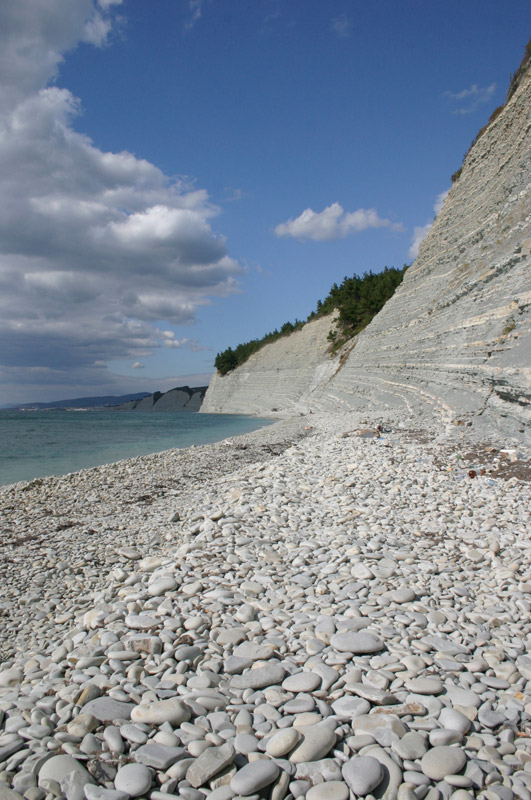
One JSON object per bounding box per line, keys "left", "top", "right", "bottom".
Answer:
{"left": 0, "top": 411, "right": 530, "bottom": 800}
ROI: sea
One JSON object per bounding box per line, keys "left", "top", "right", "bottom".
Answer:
{"left": 0, "top": 410, "right": 273, "bottom": 488}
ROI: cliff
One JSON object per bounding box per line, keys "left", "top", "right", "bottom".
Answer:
{"left": 202, "top": 48, "right": 531, "bottom": 440}
{"left": 118, "top": 386, "right": 207, "bottom": 412}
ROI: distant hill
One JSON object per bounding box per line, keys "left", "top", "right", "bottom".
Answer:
{"left": 117, "top": 386, "right": 208, "bottom": 412}
{"left": 3, "top": 392, "right": 151, "bottom": 410}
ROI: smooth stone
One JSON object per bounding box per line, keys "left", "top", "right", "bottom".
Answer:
{"left": 67, "top": 714, "right": 99, "bottom": 737}
{"left": 234, "top": 733, "right": 259, "bottom": 755}
{"left": 0, "top": 790, "right": 24, "bottom": 800}
{"left": 186, "top": 744, "right": 236, "bottom": 788}
{"left": 230, "top": 760, "right": 280, "bottom": 795}
{"left": 230, "top": 665, "right": 286, "bottom": 689}
{"left": 429, "top": 729, "right": 463, "bottom": 746}
{"left": 38, "top": 756, "right": 94, "bottom": 796}
{"left": 405, "top": 678, "right": 443, "bottom": 695}
{"left": 347, "top": 683, "right": 397, "bottom": 705}
{"left": 357, "top": 746, "right": 403, "bottom": 799}
{"left": 331, "top": 696, "right": 371, "bottom": 721}
{"left": 289, "top": 724, "right": 337, "bottom": 764}
{"left": 282, "top": 673, "right": 322, "bottom": 693}
{"left": 391, "top": 588, "right": 416, "bottom": 604}
{"left": 133, "top": 743, "right": 184, "bottom": 769}
{"left": 306, "top": 781, "right": 350, "bottom": 800}
{"left": 342, "top": 756, "right": 385, "bottom": 796}
{"left": 330, "top": 633, "right": 385, "bottom": 654}
{"left": 439, "top": 709, "right": 471, "bottom": 734}
{"left": 84, "top": 787, "right": 129, "bottom": 800}
{"left": 353, "top": 715, "right": 406, "bottom": 739}
{"left": 444, "top": 686, "right": 481, "bottom": 708}
{"left": 266, "top": 728, "right": 302, "bottom": 758}
{"left": 392, "top": 732, "right": 429, "bottom": 760}
{"left": 233, "top": 643, "right": 276, "bottom": 661}
{"left": 131, "top": 698, "right": 191, "bottom": 726}
{"left": 147, "top": 577, "right": 177, "bottom": 596}
{"left": 82, "top": 698, "right": 134, "bottom": 722}
{"left": 114, "top": 764, "right": 152, "bottom": 798}
{"left": 420, "top": 746, "right": 467, "bottom": 780}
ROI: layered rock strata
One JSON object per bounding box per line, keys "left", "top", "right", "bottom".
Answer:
{"left": 202, "top": 56, "right": 531, "bottom": 440}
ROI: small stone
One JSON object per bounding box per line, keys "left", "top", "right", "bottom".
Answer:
{"left": 82, "top": 698, "right": 134, "bottom": 722}
{"left": 186, "top": 744, "right": 236, "bottom": 788}
{"left": 405, "top": 678, "right": 443, "bottom": 695}
{"left": 342, "top": 756, "right": 385, "bottom": 796}
{"left": 38, "top": 756, "right": 94, "bottom": 797}
{"left": 266, "top": 728, "right": 302, "bottom": 757}
{"left": 230, "top": 664, "right": 286, "bottom": 689}
{"left": 330, "top": 632, "right": 385, "bottom": 654}
{"left": 420, "top": 746, "right": 467, "bottom": 780}
{"left": 289, "top": 724, "right": 337, "bottom": 764}
{"left": 114, "top": 764, "right": 152, "bottom": 797}
{"left": 282, "top": 673, "right": 322, "bottom": 692}
{"left": 331, "top": 696, "right": 371, "bottom": 720}
{"left": 306, "top": 782, "right": 350, "bottom": 800}
{"left": 131, "top": 698, "right": 190, "bottom": 726}
{"left": 230, "top": 760, "right": 280, "bottom": 795}
{"left": 133, "top": 742, "right": 185, "bottom": 769}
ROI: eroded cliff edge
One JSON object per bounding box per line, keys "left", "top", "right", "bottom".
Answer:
{"left": 202, "top": 52, "right": 531, "bottom": 440}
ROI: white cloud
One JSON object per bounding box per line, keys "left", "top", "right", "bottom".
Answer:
{"left": 444, "top": 83, "right": 496, "bottom": 115}
{"left": 130, "top": 361, "right": 144, "bottom": 369}
{"left": 0, "top": 0, "right": 243, "bottom": 399}
{"left": 274, "top": 202, "right": 404, "bottom": 242}
{"left": 408, "top": 189, "right": 450, "bottom": 259}
{"left": 330, "top": 14, "right": 351, "bottom": 39}
{"left": 185, "top": 0, "right": 204, "bottom": 31}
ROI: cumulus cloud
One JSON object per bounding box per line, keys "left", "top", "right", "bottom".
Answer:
{"left": 0, "top": 0, "right": 242, "bottom": 400}
{"left": 130, "top": 362, "right": 144, "bottom": 369}
{"left": 274, "top": 202, "right": 404, "bottom": 242}
{"left": 408, "top": 189, "right": 450, "bottom": 259}
{"left": 444, "top": 83, "right": 496, "bottom": 115}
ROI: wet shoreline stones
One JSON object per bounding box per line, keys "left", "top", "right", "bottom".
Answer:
{"left": 0, "top": 410, "right": 530, "bottom": 800}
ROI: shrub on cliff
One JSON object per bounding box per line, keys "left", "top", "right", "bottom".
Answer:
{"left": 214, "top": 265, "right": 408, "bottom": 375}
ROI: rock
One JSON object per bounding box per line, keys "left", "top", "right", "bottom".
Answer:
{"left": 82, "top": 698, "right": 134, "bottom": 722}
{"left": 230, "top": 760, "right": 280, "bottom": 795}
{"left": 289, "top": 724, "right": 337, "bottom": 764}
{"left": 230, "top": 664, "right": 286, "bottom": 689}
{"left": 38, "top": 756, "right": 94, "bottom": 796}
{"left": 130, "top": 698, "right": 191, "bottom": 726}
{"left": 114, "top": 764, "right": 152, "bottom": 797}
{"left": 186, "top": 744, "right": 236, "bottom": 788}
{"left": 266, "top": 728, "right": 302, "bottom": 757}
{"left": 306, "top": 782, "right": 350, "bottom": 800}
{"left": 330, "top": 632, "right": 385, "bottom": 654}
{"left": 420, "top": 746, "right": 467, "bottom": 780}
{"left": 342, "top": 756, "right": 385, "bottom": 796}
{"left": 282, "top": 673, "right": 322, "bottom": 692}
{"left": 133, "top": 742, "right": 185, "bottom": 769}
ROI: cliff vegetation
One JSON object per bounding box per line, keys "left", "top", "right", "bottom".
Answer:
{"left": 214, "top": 265, "right": 408, "bottom": 375}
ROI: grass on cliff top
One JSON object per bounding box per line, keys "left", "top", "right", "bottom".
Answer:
{"left": 214, "top": 265, "right": 408, "bottom": 376}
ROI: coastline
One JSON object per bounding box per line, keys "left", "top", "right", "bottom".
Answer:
{"left": 0, "top": 409, "right": 530, "bottom": 799}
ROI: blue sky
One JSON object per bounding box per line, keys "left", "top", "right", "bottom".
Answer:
{"left": 0, "top": 0, "right": 529, "bottom": 403}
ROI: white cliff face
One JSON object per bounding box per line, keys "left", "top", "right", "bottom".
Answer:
{"left": 202, "top": 60, "right": 531, "bottom": 439}
{"left": 201, "top": 313, "right": 338, "bottom": 414}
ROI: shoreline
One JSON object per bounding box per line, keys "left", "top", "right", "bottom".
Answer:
{"left": 0, "top": 410, "right": 530, "bottom": 799}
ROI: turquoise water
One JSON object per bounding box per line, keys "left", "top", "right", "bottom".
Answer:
{"left": 0, "top": 410, "right": 272, "bottom": 487}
